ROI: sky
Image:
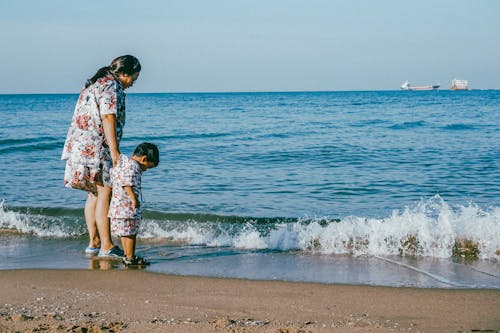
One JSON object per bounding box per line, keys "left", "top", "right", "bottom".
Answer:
{"left": 0, "top": 0, "right": 499, "bottom": 93}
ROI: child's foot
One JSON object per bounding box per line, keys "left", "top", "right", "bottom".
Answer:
{"left": 123, "top": 256, "right": 150, "bottom": 267}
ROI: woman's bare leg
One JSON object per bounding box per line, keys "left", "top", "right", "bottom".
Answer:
{"left": 95, "top": 184, "right": 114, "bottom": 252}
{"left": 84, "top": 193, "right": 100, "bottom": 248}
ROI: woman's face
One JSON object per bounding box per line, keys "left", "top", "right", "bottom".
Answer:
{"left": 117, "top": 71, "right": 140, "bottom": 89}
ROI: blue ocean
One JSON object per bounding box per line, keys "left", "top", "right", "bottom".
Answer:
{"left": 1, "top": 90, "right": 499, "bottom": 288}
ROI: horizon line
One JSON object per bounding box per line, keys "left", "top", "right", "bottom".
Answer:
{"left": 1, "top": 88, "right": 496, "bottom": 96}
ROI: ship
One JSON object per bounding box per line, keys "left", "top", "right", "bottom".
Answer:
{"left": 401, "top": 81, "right": 440, "bottom": 91}
{"left": 450, "top": 79, "right": 469, "bottom": 90}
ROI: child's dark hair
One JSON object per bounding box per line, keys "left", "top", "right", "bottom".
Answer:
{"left": 133, "top": 142, "right": 160, "bottom": 166}
{"left": 85, "top": 55, "right": 141, "bottom": 88}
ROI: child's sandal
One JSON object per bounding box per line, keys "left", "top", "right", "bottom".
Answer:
{"left": 123, "top": 256, "right": 150, "bottom": 266}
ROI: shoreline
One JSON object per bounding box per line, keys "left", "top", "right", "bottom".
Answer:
{"left": 1, "top": 233, "right": 499, "bottom": 290}
{"left": 1, "top": 269, "right": 499, "bottom": 332}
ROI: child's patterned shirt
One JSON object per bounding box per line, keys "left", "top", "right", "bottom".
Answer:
{"left": 108, "top": 155, "right": 142, "bottom": 220}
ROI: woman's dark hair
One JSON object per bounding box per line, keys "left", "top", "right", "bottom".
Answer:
{"left": 133, "top": 142, "right": 160, "bottom": 166}
{"left": 85, "top": 55, "right": 141, "bottom": 88}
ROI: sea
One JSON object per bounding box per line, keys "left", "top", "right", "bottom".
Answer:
{"left": 0, "top": 90, "right": 499, "bottom": 289}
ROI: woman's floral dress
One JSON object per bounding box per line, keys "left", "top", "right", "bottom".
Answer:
{"left": 61, "top": 75, "right": 126, "bottom": 193}
{"left": 108, "top": 154, "right": 143, "bottom": 236}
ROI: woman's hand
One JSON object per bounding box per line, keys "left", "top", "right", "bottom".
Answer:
{"left": 110, "top": 149, "right": 120, "bottom": 167}
{"left": 132, "top": 196, "right": 140, "bottom": 210}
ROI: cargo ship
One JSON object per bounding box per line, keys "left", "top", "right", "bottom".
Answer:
{"left": 401, "top": 81, "right": 440, "bottom": 91}
{"left": 450, "top": 79, "right": 469, "bottom": 90}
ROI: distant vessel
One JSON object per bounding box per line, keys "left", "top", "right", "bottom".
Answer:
{"left": 401, "top": 81, "right": 440, "bottom": 91}
{"left": 450, "top": 79, "right": 469, "bottom": 90}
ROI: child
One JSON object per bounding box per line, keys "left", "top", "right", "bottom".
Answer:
{"left": 108, "top": 142, "right": 160, "bottom": 266}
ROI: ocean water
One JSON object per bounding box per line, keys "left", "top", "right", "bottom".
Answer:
{"left": 0, "top": 90, "right": 499, "bottom": 288}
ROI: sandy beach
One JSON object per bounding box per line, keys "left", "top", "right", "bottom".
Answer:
{"left": 0, "top": 269, "right": 498, "bottom": 333}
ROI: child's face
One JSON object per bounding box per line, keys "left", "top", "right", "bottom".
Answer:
{"left": 134, "top": 155, "right": 157, "bottom": 171}
{"left": 140, "top": 161, "right": 157, "bottom": 172}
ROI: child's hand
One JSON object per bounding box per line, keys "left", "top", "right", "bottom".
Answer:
{"left": 124, "top": 186, "right": 140, "bottom": 209}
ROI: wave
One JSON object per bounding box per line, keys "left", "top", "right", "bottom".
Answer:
{"left": 441, "top": 123, "right": 476, "bottom": 131}
{"left": 0, "top": 204, "right": 87, "bottom": 237}
{"left": 388, "top": 121, "right": 427, "bottom": 130}
{"left": 1, "top": 196, "right": 499, "bottom": 260}
{"left": 351, "top": 119, "right": 388, "bottom": 128}
{"left": 125, "top": 131, "right": 238, "bottom": 143}
{"left": 0, "top": 137, "right": 63, "bottom": 154}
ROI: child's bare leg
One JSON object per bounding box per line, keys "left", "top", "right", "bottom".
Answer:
{"left": 121, "top": 235, "right": 137, "bottom": 259}
{"left": 95, "top": 184, "right": 114, "bottom": 252}
{"left": 84, "top": 192, "right": 100, "bottom": 248}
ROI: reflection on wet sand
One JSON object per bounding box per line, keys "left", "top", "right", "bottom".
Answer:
{"left": 88, "top": 257, "right": 121, "bottom": 270}
{"left": 88, "top": 257, "right": 148, "bottom": 271}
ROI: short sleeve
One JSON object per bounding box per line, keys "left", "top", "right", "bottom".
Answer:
{"left": 119, "top": 165, "right": 135, "bottom": 187}
{"left": 98, "top": 80, "right": 118, "bottom": 116}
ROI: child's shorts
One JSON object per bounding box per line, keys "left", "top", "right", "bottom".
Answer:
{"left": 110, "top": 218, "right": 140, "bottom": 237}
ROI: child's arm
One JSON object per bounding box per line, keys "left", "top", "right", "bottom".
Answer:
{"left": 124, "top": 186, "right": 140, "bottom": 209}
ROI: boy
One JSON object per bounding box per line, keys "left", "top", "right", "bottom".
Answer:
{"left": 108, "top": 142, "right": 159, "bottom": 266}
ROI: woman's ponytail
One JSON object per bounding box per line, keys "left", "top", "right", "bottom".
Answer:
{"left": 84, "top": 55, "right": 141, "bottom": 88}
{"left": 85, "top": 66, "right": 112, "bottom": 88}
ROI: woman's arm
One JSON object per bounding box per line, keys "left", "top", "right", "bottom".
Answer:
{"left": 102, "top": 114, "right": 120, "bottom": 167}
{"left": 124, "top": 186, "right": 139, "bottom": 209}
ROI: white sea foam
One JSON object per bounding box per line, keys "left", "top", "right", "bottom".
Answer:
{"left": 140, "top": 196, "right": 500, "bottom": 259}
{"left": 2, "top": 197, "right": 499, "bottom": 259}
{"left": 0, "top": 206, "right": 80, "bottom": 238}
{"left": 234, "top": 228, "right": 267, "bottom": 249}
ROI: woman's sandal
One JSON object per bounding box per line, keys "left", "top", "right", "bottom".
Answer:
{"left": 123, "top": 256, "right": 150, "bottom": 267}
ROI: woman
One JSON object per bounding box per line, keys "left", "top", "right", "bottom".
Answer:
{"left": 62, "top": 55, "right": 141, "bottom": 257}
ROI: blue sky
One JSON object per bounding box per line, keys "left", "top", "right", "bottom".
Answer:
{"left": 1, "top": 0, "right": 499, "bottom": 93}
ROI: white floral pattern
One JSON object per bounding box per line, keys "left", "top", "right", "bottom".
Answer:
{"left": 108, "top": 155, "right": 142, "bottom": 236}
{"left": 61, "top": 75, "right": 126, "bottom": 192}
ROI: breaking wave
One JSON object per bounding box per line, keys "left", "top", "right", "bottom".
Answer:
{"left": 1, "top": 196, "right": 499, "bottom": 259}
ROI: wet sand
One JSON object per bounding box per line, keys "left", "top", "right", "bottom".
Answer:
{"left": 0, "top": 269, "right": 498, "bottom": 333}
